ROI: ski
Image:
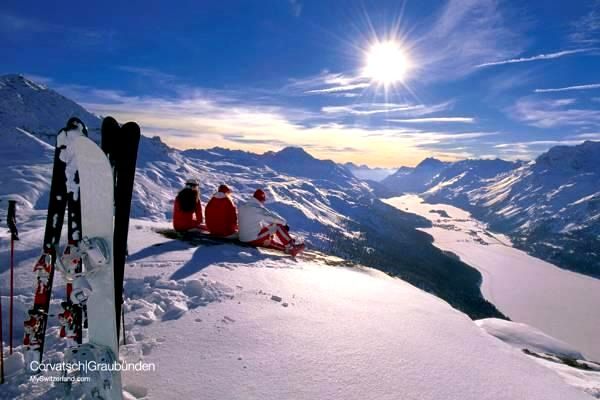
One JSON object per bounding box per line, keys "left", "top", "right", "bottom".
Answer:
{"left": 24, "top": 118, "right": 87, "bottom": 364}
{"left": 62, "top": 150, "right": 85, "bottom": 346}
{"left": 101, "top": 116, "right": 140, "bottom": 342}
{"left": 63, "top": 134, "right": 122, "bottom": 399}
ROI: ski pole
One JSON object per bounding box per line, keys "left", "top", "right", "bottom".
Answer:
{"left": 121, "top": 305, "right": 126, "bottom": 345}
{"left": 0, "top": 282, "right": 4, "bottom": 384}
{"left": 7, "top": 200, "right": 19, "bottom": 355}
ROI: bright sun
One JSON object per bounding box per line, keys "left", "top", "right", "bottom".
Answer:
{"left": 364, "top": 41, "right": 410, "bottom": 85}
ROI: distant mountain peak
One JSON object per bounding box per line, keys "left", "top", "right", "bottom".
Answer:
{"left": 416, "top": 157, "right": 446, "bottom": 169}
{"left": 535, "top": 140, "right": 599, "bottom": 173}
{"left": 0, "top": 73, "right": 47, "bottom": 91}
{"left": 270, "top": 146, "right": 314, "bottom": 160}
{"left": 0, "top": 73, "right": 100, "bottom": 142}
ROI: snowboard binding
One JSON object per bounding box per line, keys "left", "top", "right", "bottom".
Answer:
{"left": 63, "top": 343, "right": 118, "bottom": 399}
{"left": 70, "top": 276, "right": 94, "bottom": 305}
{"left": 57, "top": 240, "right": 82, "bottom": 280}
{"left": 57, "top": 236, "right": 110, "bottom": 281}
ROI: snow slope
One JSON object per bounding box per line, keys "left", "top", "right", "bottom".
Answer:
{"left": 0, "top": 74, "right": 101, "bottom": 143}
{"left": 379, "top": 142, "right": 600, "bottom": 278}
{"left": 385, "top": 195, "right": 600, "bottom": 362}
{"left": 477, "top": 318, "right": 584, "bottom": 359}
{"left": 477, "top": 319, "right": 600, "bottom": 398}
{"left": 0, "top": 223, "right": 592, "bottom": 400}
{"left": 0, "top": 74, "right": 597, "bottom": 398}
{"left": 465, "top": 142, "right": 600, "bottom": 277}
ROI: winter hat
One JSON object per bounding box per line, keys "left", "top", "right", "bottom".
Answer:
{"left": 218, "top": 184, "right": 231, "bottom": 194}
{"left": 185, "top": 178, "right": 199, "bottom": 188}
{"left": 253, "top": 189, "right": 266, "bottom": 203}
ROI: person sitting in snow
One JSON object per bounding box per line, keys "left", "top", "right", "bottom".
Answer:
{"left": 173, "top": 178, "right": 205, "bottom": 232}
{"left": 205, "top": 184, "right": 239, "bottom": 238}
{"left": 238, "top": 189, "right": 304, "bottom": 256}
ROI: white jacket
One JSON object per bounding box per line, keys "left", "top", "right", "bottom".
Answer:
{"left": 238, "top": 198, "right": 286, "bottom": 242}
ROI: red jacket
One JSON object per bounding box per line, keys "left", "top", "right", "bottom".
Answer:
{"left": 205, "top": 192, "right": 238, "bottom": 237}
{"left": 173, "top": 197, "right": 203, "bottom": 232}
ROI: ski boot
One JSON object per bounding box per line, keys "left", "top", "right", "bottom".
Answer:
{"left": 285, "top": 241, "right": 305, "bottom": 257}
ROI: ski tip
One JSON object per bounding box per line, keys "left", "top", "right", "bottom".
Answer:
{"left": 121, "top": 121, "right": 141, "bottom": 135}
{"left": 101, "top": 116, "right": 120, "bottom": 132}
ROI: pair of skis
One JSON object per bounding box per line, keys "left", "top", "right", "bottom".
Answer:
{"left": 24, "top": 117, "right": 140, "bottom": 398}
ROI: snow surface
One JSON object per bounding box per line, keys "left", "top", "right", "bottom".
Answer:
{"left": 0, "top": 73, "right": 597, "bottom": 399}
{"left": 476, "top": 318, "right": 584, "bottom": 359}
{"left": 380, "top": 143, "right": 600, "bottom": 278}
{"left": 477, "top": 319, "right": 600, "bottom": 398}
{"left": 385, "top": 195, "right": 600, "bottom": 362}
{"left": 1, "top": 222, "right": 591, "bottom": 399}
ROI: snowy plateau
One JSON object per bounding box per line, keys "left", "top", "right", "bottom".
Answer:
{"left": 0, "top": 74, "right": 599, "bottom": 399}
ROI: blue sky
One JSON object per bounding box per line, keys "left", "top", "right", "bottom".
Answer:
{"left": 2, "top": 0, "right": 600, "bottom": 167}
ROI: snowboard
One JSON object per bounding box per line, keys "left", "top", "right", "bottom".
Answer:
{"left": 67, "top": 135, "right": 122, "bottom": 399}
{"left": 101, "top": 116, "right": 141, "bottom": 341}
{"left": 153, "top": 229, "right": 354, "bottom": 266}
{"left": 155, "top": 228, "right": 309, "bottom": 257}
{"left": 25, "top": 118, "right": 86, "bottom": 364}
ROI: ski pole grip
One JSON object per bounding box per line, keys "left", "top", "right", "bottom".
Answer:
{"left": 7, "top": 200, "right": 19, "bottom": 241}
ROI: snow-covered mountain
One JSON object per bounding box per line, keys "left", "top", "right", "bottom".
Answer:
{"left": 343, "top": 162, "right": 399, "bottom": 182}
{"left": 464, "top": 141, "right": 600, "bottom": 277}
{"left": 381, "top": 157, "right": 449, "bottom": 193}
{"left": 380, "top": 147, "right": 599, "bottom": 278}
{"left": 0, "top": 74, "right": 101, "bottom": 143}
{"left": 0, "top": 73, "right": 501, "bottom": 321}
{"left": 1, "top": 73, "right": 599, "bottom": 399}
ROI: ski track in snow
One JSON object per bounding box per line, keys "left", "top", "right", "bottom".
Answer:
{"left": 385, "top": 195, "right": 600, "bottom": 362}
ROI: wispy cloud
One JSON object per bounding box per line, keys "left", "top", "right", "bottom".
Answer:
{"left": 568, "top": 132, "right": 600, "bottom": 140}
{"left": 286, "top": 0, "right": 527, "bottom": 88}
{"left": 570, "top": 0, "right": 600, "bottom": 44}
{"left": 50, "top": 79, "right": 490, "bottom": 166}
{"left": 534, "top": 83, "right": 600, "bottom": 93}
{"left": 485, "top": 68, "right": 534, "bottom": 96}
{"left": 416, "top": 0, "right": 525, "bottom": 80}
{"left": 510, "top": 97, "right": 600, "bottom": 128}
{"left": 475, "top": 48, "right": 596, "bottom": 68}
{"left": 387, "top": 117, "right": 474, "bottom": 123}
{"left": 289, "top": 0, "right": 303, "bottom": 17}
{"left": 491, "top": 138, "right": 595, "bottom": 160}
{"left": 321, "top": 101, "right": 452, "bottom": 116}
{"left": 306, "top": 83, "right": 370, "bottom": 94}
{"left": 287, "top": 71, "right": 371, "bottom": 95}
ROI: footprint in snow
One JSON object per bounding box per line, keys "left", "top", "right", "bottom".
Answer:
{"left": 124, "top": 384, "right": 149, "bottom": 400}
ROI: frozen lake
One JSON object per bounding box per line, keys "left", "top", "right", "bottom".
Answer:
{"left": 385, "top": 195, "right": 600, "bottom": 361}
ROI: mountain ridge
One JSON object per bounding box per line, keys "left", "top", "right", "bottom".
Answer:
{"left": 0, "top": 73, "right": 505, "bottom": 319}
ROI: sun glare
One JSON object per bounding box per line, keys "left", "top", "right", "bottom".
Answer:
{"left": 364, "top": 41, "right": 410, "bottom": 85}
